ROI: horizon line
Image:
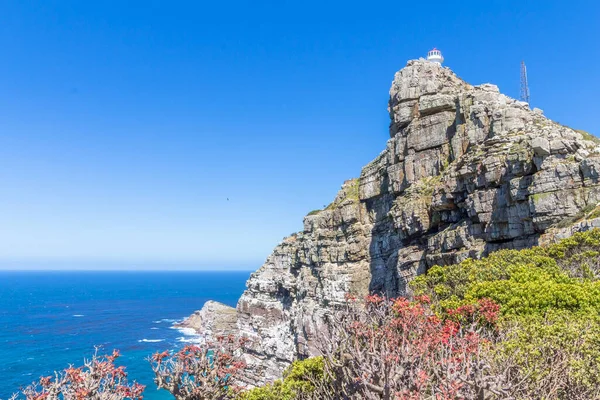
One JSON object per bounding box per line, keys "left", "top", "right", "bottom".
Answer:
{"left": 0, "top": 268, "right": 255, "bottom": 272}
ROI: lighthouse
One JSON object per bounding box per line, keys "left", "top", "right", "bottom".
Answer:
{"left": 427, "top": 48, "right": 444, "bottom": 65}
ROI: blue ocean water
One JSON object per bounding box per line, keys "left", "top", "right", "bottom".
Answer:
{"left": 0, "top": 271, "right": 250, "bottom": 399}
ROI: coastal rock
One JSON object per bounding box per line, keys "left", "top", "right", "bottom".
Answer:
{"left": 189, "top": 59, "right": 600, "bottom": 384}
{"left": 176, "top": 301, "right": 237, "bottom": 338}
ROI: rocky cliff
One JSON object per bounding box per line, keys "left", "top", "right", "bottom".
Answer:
{"left": 176, "top": 300, "right": 237, "bottom": 338}
{"left": 191, "top": 59, "right": 600, "bottom": 384}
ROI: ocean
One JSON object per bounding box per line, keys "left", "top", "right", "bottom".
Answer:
{"left": 0, "top": 271, "right": 250, "bottom": 399}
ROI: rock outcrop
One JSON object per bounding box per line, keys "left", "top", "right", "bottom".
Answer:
{"left": 191, "top": 59, "right": 600, "bottom": 384}
{"left": 176, "top": 301, "right": 237, "bottom": 338}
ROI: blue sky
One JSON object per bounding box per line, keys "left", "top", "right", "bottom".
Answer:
{"left": 0, "top": 0, "right": 597, "bottom": 270}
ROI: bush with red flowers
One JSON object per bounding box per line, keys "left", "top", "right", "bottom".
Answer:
{"left": 150, "top": 335, "right": 248, "bottom": 400}
{"left": 10, "top": 349, "right": 144, "bottom": 400}
{"left": 309, "top": 294, "right": 508, "bottom": 400}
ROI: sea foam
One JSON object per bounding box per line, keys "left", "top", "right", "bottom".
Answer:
{"left": 172, "top": 325, "right": 205, "bottom": 344}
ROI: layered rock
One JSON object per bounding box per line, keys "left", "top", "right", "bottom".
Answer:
{"left": 176, "top": 301, "right": 237, "bottom": 338}
{"left": 192, "top": 59, "right": 600, "bottom": 384}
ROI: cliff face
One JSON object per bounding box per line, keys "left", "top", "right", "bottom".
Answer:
{"left": 198, "top": 60, "right": 600, "bottom": 383}
{"left": 176, "top": 301, "right": 237, "bottom": 338}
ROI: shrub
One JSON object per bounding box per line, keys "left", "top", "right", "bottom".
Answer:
{"left": 493, "top": 311, "right": 600, "bottom": 399}
{"left": 465, "top": 265, "right": 600, "bottom": 315}
{"left": 150, "top": 335, "right": 248, "bottom": 400}
{"left": 548, "top": 229, "right": 600, "bottom": 278}
{"left": 238, "top": 357, "right": 324, "bottom": 400}
{"left": 10, "top": 349, "right": 144, "bottom": 400}
{"left": 313, "top": 295, "right": 508, "bottom": 399}
{"left": 410, "top": 229, "right": 600, "bottom": 399}
{"left": 411, "top": 230, "right": 600, "bottom": 315}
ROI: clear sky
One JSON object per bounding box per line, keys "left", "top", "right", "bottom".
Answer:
{"left": 0, "top": 0, "right": 598, "bottom": 270}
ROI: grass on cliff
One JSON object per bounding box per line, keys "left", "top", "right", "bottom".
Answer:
{"left": 324, "top": 178, "right": 360, "bottom": 210}
{"left": 555, "top": 123, "right": 600, "bottom": 144}
{"left": 306, "top": 179, "right": 361, "bottom": 216}
{"left": 554, "top": 203, "right": 599, "bottom": 228}
{"left": 576, "top": 129, "right": 600, "bottom": 144}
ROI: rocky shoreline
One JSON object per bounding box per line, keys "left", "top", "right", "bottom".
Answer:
{"left": 175, "top": 300, "right": 237, "bottom": 338}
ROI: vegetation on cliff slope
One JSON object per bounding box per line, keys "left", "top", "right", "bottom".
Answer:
{"left": 240, "top": 229, "right": 600, "bottom": 399}
{"left": 9, "top": 230, "right": 600, "bottom": 399}
{"left": 406, "top": 229, "right": 600, "bottom": 398}
{"left": 238, "top": 357, "right": 325, "bottom": 400}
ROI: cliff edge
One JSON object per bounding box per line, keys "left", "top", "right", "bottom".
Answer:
{"left": 193, "top": 59, "right": 600, "bottom": 383}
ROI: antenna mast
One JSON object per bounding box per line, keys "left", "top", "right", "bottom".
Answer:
{"left": 520, "top": 61, "right": 530, "bottom": 104}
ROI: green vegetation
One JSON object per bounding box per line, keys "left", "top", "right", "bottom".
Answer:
{"left": 440, "top": 156, "right": 451, "bottom": 172}
{"left": 412, "top": 230, "right": 600, "bottom": 309}
{"left": 238, "top": 229, "right": 600, "bottom": 398}
{"left": 325, "top": 178, "right": 360, "bottom": 210}
{"left": 345, "top": 178, "right": 360, "bottom": 202}
{"left": 307, "top": 209, "right": 321, "bottom": 216}
{"left": 411, "top": 229, "right": 600, "bottom": 397}
{"left": 495, "top": 311, "right": 600, "bottom": 394}
{"left": 397, "top": 175, "right": 441, "bottom": 202}
{"left": 466, "top": 266, "right": 600, "bottom": 315}
{"left": 236, "top": 230, "right": 600, "bottom": 399}
{"left": 555, "top": 203, "right": 599, "bottom": 228}
{"left": 238, "top": 357, "right": 324, "bottom": 400}
{"left": 530, "top": 191, "right": 553, "bottom": 202}
{"left": 555, "top": 123, "right": 599, "bottom": 144}
{"left": 576, "top": 129, "right": 600, "bottom": 144}
{"left": 589, "top": 205, "right": 600, "bottom": 220}
{"left": 413, "top": 175, "right": 441, "bottom": 198}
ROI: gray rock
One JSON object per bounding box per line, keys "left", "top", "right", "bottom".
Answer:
{"left": 531, "top": 137, "right": 550, "bottom": 156}
{"left": 175, "top": 301, "right": 237, "bottom": 338}
{"left": 185, "top": 59, "right": 600, "bottom": 385}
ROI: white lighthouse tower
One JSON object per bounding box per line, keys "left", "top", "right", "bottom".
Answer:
{"left": 427, "top": 48, "right": 444, "bottom": 65}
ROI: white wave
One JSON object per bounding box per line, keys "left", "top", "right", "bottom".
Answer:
{"left": 176, "top": 336, "right": 205, "bottom": 344}
{"left": 72, "top": 314, "right": 85, "bottom": 317}
{"left": 138, "top": 339, "right": 165, "bottom": 343}
{"left": 172, "top": 324, "right": 205, "bottom": 344}
{"left": 174, "top": 327, "right": 197, "bottom": 335}
{"left": 150, "top": 327, "right": 159, "bottom": 330}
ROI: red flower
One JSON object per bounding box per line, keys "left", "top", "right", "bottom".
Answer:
{"left": 39, "top": 376, "right": 52, "bottom": 387}
{"left": 152, "top": 350, "right": 170, "bottom": 363}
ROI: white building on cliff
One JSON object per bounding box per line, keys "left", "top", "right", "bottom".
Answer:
{"left": 427, "top": 48, "right": 444, "bottom": 65}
